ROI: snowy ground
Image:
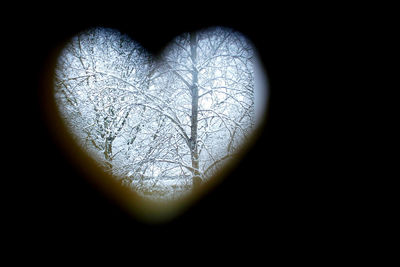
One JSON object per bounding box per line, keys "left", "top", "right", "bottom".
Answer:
{"left": 127, "top": 175, "right": 193, "bottom": 200}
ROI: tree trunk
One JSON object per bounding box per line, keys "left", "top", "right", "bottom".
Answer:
{"left": 104, "top": 137, "right": 113, "bottom": 172}
{"left": 189, "top": 32, "right": 201, "bottom": 189}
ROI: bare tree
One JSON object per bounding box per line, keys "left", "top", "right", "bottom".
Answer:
{"left": 55, "top": 28, "right": 153, "bottom": 173}
{"left": 149, "top": 28, "right": 255, "bottom": 188}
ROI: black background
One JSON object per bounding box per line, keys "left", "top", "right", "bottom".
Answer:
{"left": 2, "top": 2, "right": 346, "bottom": 261}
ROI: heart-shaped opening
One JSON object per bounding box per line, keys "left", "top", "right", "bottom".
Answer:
{"left": 46, "top": 26, "right": 268, "bottom": 222}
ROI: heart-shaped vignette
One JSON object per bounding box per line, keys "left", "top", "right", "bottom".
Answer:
{"left": 43, "top": 26, "right": 268, "bottom": 223}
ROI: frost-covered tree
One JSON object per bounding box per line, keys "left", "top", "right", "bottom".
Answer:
{"left": 149, "top": 28, "right": 256, "bottom": 188}
{"left": 55, "top": 27, "right": 257, "bottom": 200}
{"left": 55, "top": 28, "right": 154, "bottom": 173}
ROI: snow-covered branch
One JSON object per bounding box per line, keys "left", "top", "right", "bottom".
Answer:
{"left": 54, "top": 27, "right": 258, "bottom": 200}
